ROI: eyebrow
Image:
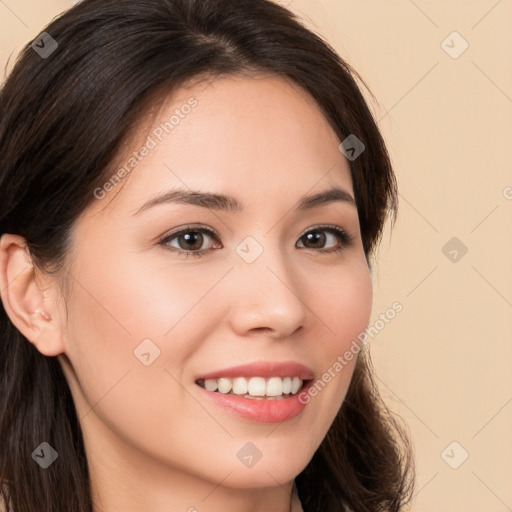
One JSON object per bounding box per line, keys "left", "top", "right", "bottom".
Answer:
{"left": 132, "top": 186, "right": 356, "bottom": 216}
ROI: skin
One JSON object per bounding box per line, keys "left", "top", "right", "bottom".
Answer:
{"left": 0, "top": 74, "right": 373, "bottom": 512}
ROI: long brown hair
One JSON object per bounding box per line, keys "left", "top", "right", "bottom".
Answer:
{"left": 0, "top": 1, "right": 414, "bottom": 510}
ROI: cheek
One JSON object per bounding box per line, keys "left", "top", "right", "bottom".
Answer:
{"left": 308, "top": 259, "right": 373, "bottom": 360}
{"left": 296, "top": 259, "right": 372, "bottom": 431}
{"left": 61, "top": 260, "right": 215, "bottom": 468}
{"left": 66, "top": 246, "right": 225, "bottom": 354}
{"left": 61, "top": 246, "right": 235, "bottom": 429}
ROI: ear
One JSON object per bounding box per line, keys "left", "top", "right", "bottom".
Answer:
{"left": 0, "top": 233, "right": 66, "bottom": 357}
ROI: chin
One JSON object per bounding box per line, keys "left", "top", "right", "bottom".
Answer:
{"left": 222, "top": 461, "right": 308, "bottom": 489}
{"left": 215, "top": 444, "right": 314, "bottom": 489}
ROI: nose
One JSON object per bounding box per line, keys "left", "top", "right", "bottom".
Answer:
{"left": 226, "top": 239, "right": 309, "bottom": 339}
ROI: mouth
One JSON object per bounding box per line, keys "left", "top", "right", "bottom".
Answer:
{"left": 194, "top": 361, "right": 314, "bottom": 423}
{"left": 195, "top": 376, "right": 308, "bottom": 400}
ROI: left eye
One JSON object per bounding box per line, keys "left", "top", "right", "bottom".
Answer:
{"left": 296, "top": 228, "right": 348, "bottom": 251}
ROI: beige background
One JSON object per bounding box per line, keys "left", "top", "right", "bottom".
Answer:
{"left": 1, "top": 1, "right": 511, "bottom": 510}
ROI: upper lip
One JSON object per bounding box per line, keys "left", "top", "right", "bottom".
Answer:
{"left": 195, "top": 361, "right": 315, "bottom": 381}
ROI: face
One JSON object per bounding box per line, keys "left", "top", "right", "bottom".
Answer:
{"left": 56, "top": 74, "right": 373, "bottom": 492}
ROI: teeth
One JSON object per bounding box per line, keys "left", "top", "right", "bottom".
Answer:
{"left": 247, "top": 377, "right": 266, "bottom": 396}
{"left": 291, "top": 377, "right": 302, "bottom": 394}
{"left": 198, "top": 376, "right": 305, "bottom": 397}
{"left": 217, "top": 378, "right": 232, "bottom": 394}
{"left": 204, "top": 379, "right": 218, "bottom": 392}
{"left": 232, "top": 377, "right": 248, "bottom": 395}
{"left": 266, "top": 377, "right": 282, "bottom": 396}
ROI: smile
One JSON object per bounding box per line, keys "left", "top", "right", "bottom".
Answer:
{"left": 194, "top": 361, "right": 314, "bottom": 422}
{"left": 196, "top": 376, "right": 304, "bottom": 399}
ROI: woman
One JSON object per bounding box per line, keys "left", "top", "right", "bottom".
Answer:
{"left": 0, "top": 0, "right": 414, "bottom": 511}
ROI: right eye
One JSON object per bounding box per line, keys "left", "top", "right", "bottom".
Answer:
{"left": 159, "top": 225, "right": 222, "bottom": 258}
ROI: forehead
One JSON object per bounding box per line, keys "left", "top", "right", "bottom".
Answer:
{"left": 87, "top": 73, "right": 353, "bottom": 219}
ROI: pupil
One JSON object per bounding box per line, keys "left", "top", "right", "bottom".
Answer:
{"left": 182, "top": 232, "right": 202, "bottom": 250}
{"left": 306, "top": 231, "right": 325, "bottom": 247}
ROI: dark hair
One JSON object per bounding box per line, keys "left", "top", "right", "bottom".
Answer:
{"left": 0, "top": 0, "right": 414, "bottom": 510}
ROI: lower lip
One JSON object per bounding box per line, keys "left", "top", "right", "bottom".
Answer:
{"left": 196, "top": 381, "right": 312, "bottom": 423}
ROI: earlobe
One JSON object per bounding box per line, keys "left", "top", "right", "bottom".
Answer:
{"left": 0, "top": 233, "right": 65, "bottom": 357}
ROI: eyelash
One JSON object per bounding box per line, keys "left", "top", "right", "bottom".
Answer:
{"left": 158, "top": 223, "right": 354, "bottom": 259}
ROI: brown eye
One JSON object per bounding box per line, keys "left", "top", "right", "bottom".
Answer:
{"left": 174, "top": 231, "right": 207, "bottom": 251}
{"left": 301, "top": 230, "right": 328, "bottom": 249}
{"left": 159, "top": 226, "right": 221, "bottom": 258}
{"left": 297, "top": 226, "right": 353, "bottom": 253}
